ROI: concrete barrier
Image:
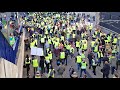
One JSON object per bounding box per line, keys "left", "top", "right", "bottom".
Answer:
{"left": 17, "top": 28, "right": 25, "bottom": 78}
{"left": 0, "top": 58, "right": 5, "bottom": 78}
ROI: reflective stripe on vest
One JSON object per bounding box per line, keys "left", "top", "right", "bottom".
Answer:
{"left": 97, "top": 52, "right": 103, "bottom": 58}
{"left": 25, "top": 58, "right": 31, "bottom": 64}
{"left": 92, "top": 59, "right": 97, "bottom": 66}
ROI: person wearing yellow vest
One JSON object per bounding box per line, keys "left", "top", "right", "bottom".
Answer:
{"left": 30, "top": 39, "right": 35, "bottom": 48}
{"left": 60, "top": 51, "right": 65, "bottom": 64}
{"left": 76, "top": 40, "right": 80, "bottom": 52}
{"left": 32, "top": 57, "right": 39, "bottom": 75}
{"left": 94, "top": 44, "right": 98, "bottom": 53}
{"left": 25, "top": 54, "right": 31, "bottom": 77}
{"left": 81, "top": 50, "right": 85, "bottom": 59}
{"left": 70, "top": 46, "right": 75, "bottom": 58}
{"left": 83, "top": 41, "right": 87, "bottom": 51}
{"left": 76, "top": 53, "right": 82, "bottom": 71}
{"left": 112, "top": 37, "right": 117, "bottom": 45}
{"left": 35, "top": 71, "right": 41, "bottom": 78}
{"left": 97, "top": 51, "right": 103, "bottom": 66}
{"left": 45, "top": 54, "right": 50, "bottom": 73}
{"left": 61, "top": 35, "right": 64, "bottom": 42}
{"left": 80, "top": 59, "right": 87, "bottom": 77}
{"left": 72, "top": 32, "right": 76, "bottom": 42}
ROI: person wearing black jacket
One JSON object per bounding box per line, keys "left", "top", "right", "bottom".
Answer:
{"left": 87, "top": 51, "right": 93, "bottom": 69}
{"left": 39, "top": 56, "right": 45, "bottom": 75}
{"left": 102, "top": 54, "right": 109, "bottom": 65}
{"left": 102, "top": 61, "right": 110, "bottom": 78}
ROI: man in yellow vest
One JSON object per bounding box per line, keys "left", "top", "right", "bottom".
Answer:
{"left": 97, "top": 50, "right": 103, "bottom": 66}
{"left": 76, "top": 40, "right": 80, "bottom": 52}
{"left": 32, "top": 57, "right": 39, "bottom": 75}
{"left": 60, "top": 50, "right": 65, "bottom": 64}
{"left": 76, "top": 53, "right": 82, "bottom": 71}
{"left": 80, "top": 59, "right": 87, "bottom": 77}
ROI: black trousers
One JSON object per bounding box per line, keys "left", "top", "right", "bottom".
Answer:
{"left": 92, "top": 66, "right": 96, "bottom": 75}
{"left": 103, "top": 73, "right": 109, "bottom": 78}
{"left": 33, "top": 67, "right": 37, "bottom": 75}
{"left": 26, "top": 64, "right": 30, "bottom": 76}
{"left": 46, "top": 63, "right": 49, "bottom": 73}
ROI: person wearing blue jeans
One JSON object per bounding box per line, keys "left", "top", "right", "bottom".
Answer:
{"left": 77, "top": 63, "right": 81, "bottom": 71}
{"left": 80, "top": 69, "right": 86, "bottom": 77}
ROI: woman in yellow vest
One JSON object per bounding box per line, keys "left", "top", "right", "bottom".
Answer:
{"left": 32, "top": 57, "right": 39, "bottom": 75}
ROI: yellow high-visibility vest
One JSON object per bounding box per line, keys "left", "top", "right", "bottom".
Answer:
{"left": 48, "top": 53, "right": 52, "bottom": 60}
{"left": 97, "top": 52, "right": 103, "bottom": 58}
{"left": 32, "top": 59, "right": 38, "bottom": 68}
{"left": 41, "top": 37, "right": 45, "bottom": 43}
{"left": 61, "top": 36, "right": 64, "bottom": 41}
{"left": 76, "top": 41, "right": 80, "bottom": 48}
{"left": 83, "top": 44, "right": 87, "bottom": 50}
{"left": 76, "top": 56, "right": 82, "bottom": 63}
{"left": 60, "top": 52, "right": 65, "bottom": 59}
{"left": 81, "top": 62, "right": 87, "bottom": 69}
{"left": 94, "top": 45, "right": 98, "bottom": 52}
{"left": 73, "top": 34, "right": 76, "bottom": 38}
{"left": 91, "top": 41, "right": 95, "bottom": 47}
{"left": 113, "top": 38, "right": 117, "bottom": 44}
{"left": 81, "top": 53, "right": 85, "bottom": 59}
{"left": 30, "top": 42, "right": 35, "bottom": 48}
{"left": 66, "top": 44, "right": 71, "bottom": 50}
{"left": 48, "top": 39, "right": 52, "bottom": 44}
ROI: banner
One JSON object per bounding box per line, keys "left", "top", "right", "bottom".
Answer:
{"left": 31, "top": 47, "right": 44, "bottom": 56}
